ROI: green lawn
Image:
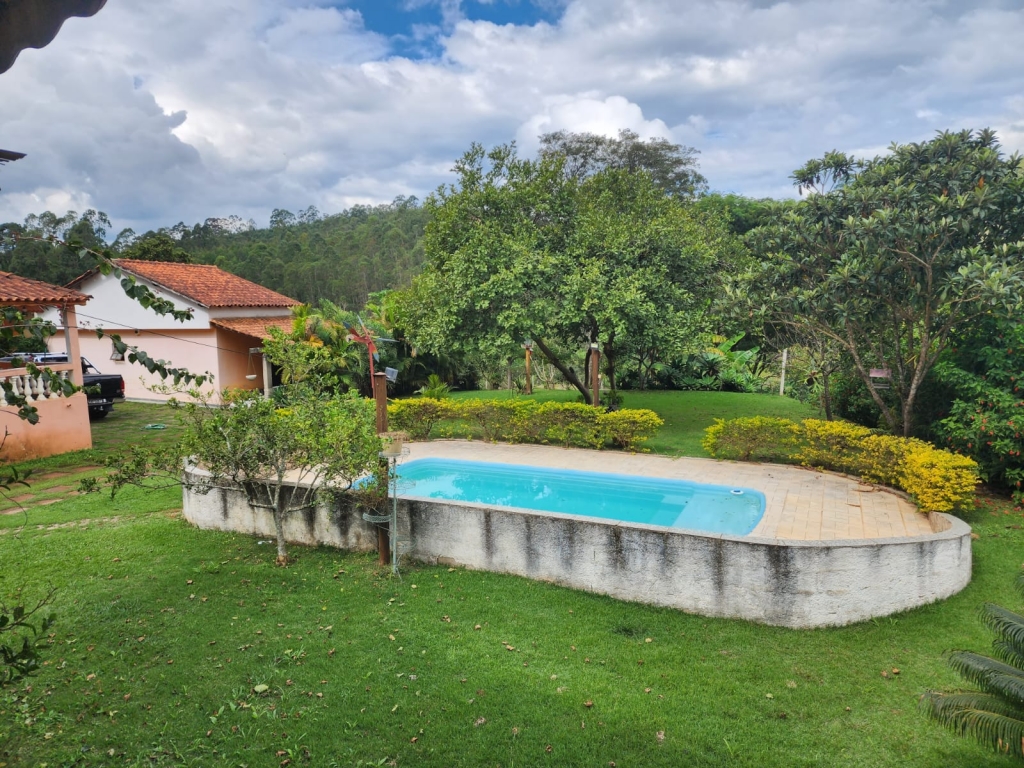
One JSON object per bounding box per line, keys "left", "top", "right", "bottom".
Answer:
{"left": 1, "top": 395, "right": 1019, "bottom": 767}
{"left": 450, "top": 388, "right": 820, "bottom": 456}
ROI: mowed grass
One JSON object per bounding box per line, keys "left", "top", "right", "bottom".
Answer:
{"left": 1, "top": 395, "right": 1020, "bottom": 767}
{"left": 450, "top": 388, "right": 820, "bottom": 456}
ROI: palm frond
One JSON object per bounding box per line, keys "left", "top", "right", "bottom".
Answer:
{"left": 948, "top": 651, "right": 1024, "bottom": 704}
{"left": 922, "top": 690, "right": 1024, "bottom": 757}
{"left": 993, "top": 640, "right": 1024, "bottom": 672}
{"left": 982, "top": 603, "right": 1024, "bottom": 660}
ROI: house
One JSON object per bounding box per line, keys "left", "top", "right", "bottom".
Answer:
{"left": 0, "top": 270, "right": 92, "bottom": 460}
{"left": 43, "top": 260, "right": 300, "bottom": 403}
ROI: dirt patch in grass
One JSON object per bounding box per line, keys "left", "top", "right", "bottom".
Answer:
{"left": 33, "top": 470, "right": 72, "bottom": 481}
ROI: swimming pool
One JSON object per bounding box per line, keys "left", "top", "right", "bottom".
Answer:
{"left": 395, "top": 458, "right": 765, "bottom": 536}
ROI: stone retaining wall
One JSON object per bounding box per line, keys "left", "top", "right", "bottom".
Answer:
{"left": 182, "top": 474, "right": 972, "bottom": 629}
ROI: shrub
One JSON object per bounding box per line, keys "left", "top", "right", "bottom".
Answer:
{"left": 901, "top": 446, "right": 979, "bottom": 514}
{"left": 388, "top": 398, "right": 663, "bottom": 451}
{"left": 703, "top": 417, "right": 979, "bottom": 513}
{"left": 536, "top": 402, "right": 604, "bottom": 449}
{"left": 599, "top": 409, "right": 665, "bottom": 452}
{"left": 795, "top": 419, "right": 874, "bottom": 473}
{"left": 459, "top": 399, "right": 538, "bottom": 443}
{"left": 701, "top": 417, "right": 802, "bottom": 462}
{"left": 388, "top": 398, "right": 462, "bottom": 440}
{"left": 934, "top": 353, "right": 1024, "bottom": 509}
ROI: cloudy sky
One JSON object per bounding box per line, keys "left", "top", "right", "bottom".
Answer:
{"left": 1, "top": 0, "right": 1023, "bottom": 236}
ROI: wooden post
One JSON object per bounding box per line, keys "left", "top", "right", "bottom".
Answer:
{"left": 373, "top": 371, "right": 390, "bottom": 566}
{"left": 590, "top": 343, "right": 600, "bottom": 407}
{"left": 373, "top": 372, "right": 388, "bottom": 434}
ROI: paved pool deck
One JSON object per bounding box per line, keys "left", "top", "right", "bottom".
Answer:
{"left": 403, "top": 440, "right": 935, "bottom": 541}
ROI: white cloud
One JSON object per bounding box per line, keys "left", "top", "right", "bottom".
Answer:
{"left": 1, "top": 0, "right": 1023, "bottom": 232}
{"left": 515, "top": 94, "right": 672, "bottom": 153}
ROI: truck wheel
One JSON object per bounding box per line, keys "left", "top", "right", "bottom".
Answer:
{"left": 89, "top": 410, "right": 109, "bottom": 421}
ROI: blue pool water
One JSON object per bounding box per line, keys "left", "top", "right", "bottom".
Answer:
{"left": 395, "top": 459, "right": 765, "bottom": 536}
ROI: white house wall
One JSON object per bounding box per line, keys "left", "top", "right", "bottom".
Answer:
{"left": 40, "top": 271, "right": 211, "bottom": 331}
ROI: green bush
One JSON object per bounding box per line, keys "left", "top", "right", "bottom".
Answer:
{"left": 598, "top": 409, "right": 665, "bottom": 452}
{"left": 701, "top": 417, "right": 802, "bottom": 462}
{"left": 388, "top": 398, "right": 462, "bottom": 440}
{"left": 387, "top": 398, "right": 663, "bottom": 451}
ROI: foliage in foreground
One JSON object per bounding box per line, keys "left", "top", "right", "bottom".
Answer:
{"left": 389, "top": 397, "right": 664, "bottom": 451}
{"left": 702, "top": 416, "right": 978, "bottom": 513}
{"left": 0, "top": 588, "right": 55, "bottom": 686}
{"left": 107, "top": 387, "right": 381, "bottom": 564}
{"left": 923, "top": 573, "right": 1024, "bottom": 759}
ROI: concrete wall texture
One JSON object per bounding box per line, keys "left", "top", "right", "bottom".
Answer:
{"left": 0, "top": 393, "right": 92, "bottom": 461}
{"left": 183, "top": 479, "right": 973, "bottom": 629}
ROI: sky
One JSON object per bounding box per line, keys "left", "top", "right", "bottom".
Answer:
{"left": 1, "top": 0, "right": 1023, "bottom": 236}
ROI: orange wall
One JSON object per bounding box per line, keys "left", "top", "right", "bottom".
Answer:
{"left": 214, "top": 328, "right": 266, "bottom": 394}
{"left": 0, "top": 393, "right": 92, "bottom": 462}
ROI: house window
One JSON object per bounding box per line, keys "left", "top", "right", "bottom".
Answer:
{"left": 110, "top": 342, "right": 125, "bottom": 362}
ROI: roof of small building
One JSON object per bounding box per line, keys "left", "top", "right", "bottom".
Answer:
{"left": 69, "top": 260, "right": 299, "bottom": 309}
{"left": 210, "top": 316, "right": 297, "bottom": 339}
{"left": 0, "top": 270, "right": 89, "bottom": 308}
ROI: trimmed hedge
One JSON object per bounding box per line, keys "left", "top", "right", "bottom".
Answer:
{"left": 703, "top": 417, "right": 979, "bottom": 514}
{"left": 387, "top": 397, "right": 663, "bottom": 452}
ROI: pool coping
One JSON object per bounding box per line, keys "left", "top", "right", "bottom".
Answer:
{"left": 401, "top": 440, "right": 941, "bottom": 542}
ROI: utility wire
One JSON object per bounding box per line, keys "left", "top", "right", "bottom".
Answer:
{"left": 60, "top": 310, "right": 267, "bottom": 356}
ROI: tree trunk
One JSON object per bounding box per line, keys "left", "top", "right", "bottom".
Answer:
{"left": 533, "top": 337, "right": 589, "bottom": 400}
{"left": 821, "top": 371, "right": 833, "bottom": 421}
{"left": 272, "top": 485, "right": 289, "bottom": 566}
{"left": 603, "top": 340, "right": 618, "bottom": 409}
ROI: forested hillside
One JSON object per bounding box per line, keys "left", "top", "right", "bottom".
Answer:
{"left": 0, "top": 196, "right": 428, "bottom": 307}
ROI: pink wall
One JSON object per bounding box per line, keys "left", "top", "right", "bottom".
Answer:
{"left": 52, "top": 328, "right": 267, "bottom": 404}
{"left": 56, "top": 330, "right": 221, "bottom": 402}
{"left": 0, "top": 393, "right": 92, "bottom": 461}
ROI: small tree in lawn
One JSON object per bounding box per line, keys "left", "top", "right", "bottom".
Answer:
{"left": 110, "top": 387, "right": 380, "bottom": 565}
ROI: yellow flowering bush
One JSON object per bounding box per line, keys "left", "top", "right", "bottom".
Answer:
{"left": 703, "top": 417, "right": 979, "bottom": 513}
{"left": 901, "top": 447, "right": 980, "bottom": 513}
{"left": 795, "top": 419, "right": 874, "bottom": 473}
{"left": 701, "top": 416, "right": 802, "bottom": 462}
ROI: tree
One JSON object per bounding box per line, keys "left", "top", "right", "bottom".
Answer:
{"left": 741, "top": 129, "right": 1024, "bottom": 436}
{"left": 923, "top": 573, "right": 1024, "bottom": 758}
{"left": 398, "top": 143, "right": 735, "bottom": 401}
{"left": 118, "top": 232, "right": 192, "bottom": 263}
{"left": 109, "top": 387, "right": 380, "bottom": 565}
{"left": 539, "top": 128, "right": 707, "bottom": 199}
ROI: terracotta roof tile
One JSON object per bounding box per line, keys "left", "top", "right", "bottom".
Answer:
{"left": 0, "top": 271, "right": 89, "bottom": 307}
{"left": 210, "top": 316, "right": 296, "bottom": 339}
{"left": 111, "top": 260, "right": 299, "bottom": 309}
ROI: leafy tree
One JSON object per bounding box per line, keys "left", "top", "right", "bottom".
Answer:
{"left": 923, "top": 573, "right": 1024, "bottom": 758}
{"left": 539, "top": 128, "right": 707, "bottom": 199}
{"left": 398, "top": 143, "right": 735, "bottom": 400}
{"left": 118, "top": 232, "right": 192, "bottom": 263}
{"left": 934, "top": 316, "right": 1024, "bottom": 507}
{"left": 108, "top": 387, "right": 380, "bottom": 565}
{"left": 742, "top": 129, "right": 1024, "bottom": 436}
